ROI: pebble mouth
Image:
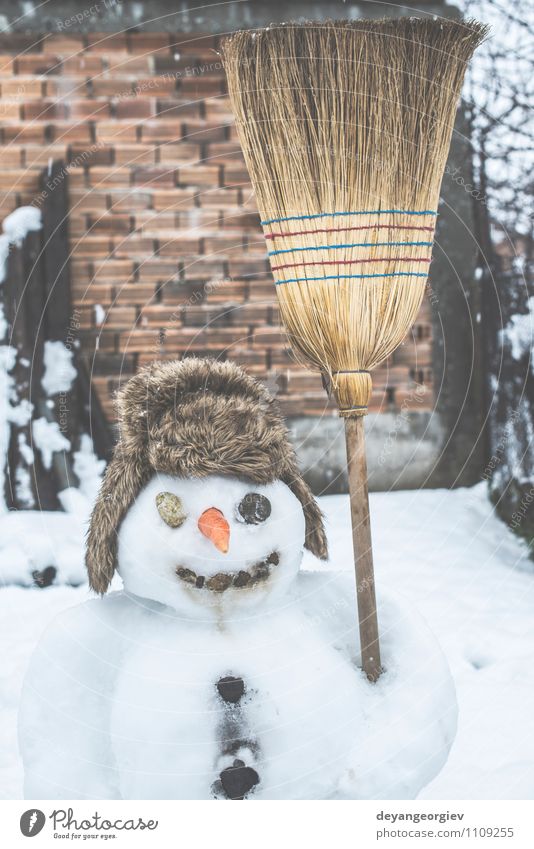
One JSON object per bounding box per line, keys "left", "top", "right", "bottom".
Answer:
{"left": 176, "top": 552, "right": 280, "bottom": 593}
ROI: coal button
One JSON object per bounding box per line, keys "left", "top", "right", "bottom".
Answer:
{"left": 220, "top": 760, "right": 259, "bottom": 800}
{"left": 217, "top": 676, "right": 245, "bottom": 704}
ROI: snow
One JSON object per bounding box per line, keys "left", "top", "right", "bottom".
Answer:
{"left": 19, "top": 475, "right": 456, "bottom": 800}
{"left": 0, "top": 509, "right": 87, "bottom": 588}
{"left": 499, "top": 297, "right": 534, "bottom": 364}
{"left": 31, "top": 417, "right": 70, "bottom": 470}
{"left": 74, "top": 435, "right": 106, "bottom": 495}
{"left": 1, "top": 206, "right": 41, "bottom": 247}
{"left": 0, "top": 206, "right": 43, "bottom": 511}
{"left": 0, "top": 483, "right": 532, "bottom": 799}
{"left": 41, "top": 340, "right": 77, "bottom": 396}
{"left": 93, "top": 304, "right": 105, "bottom": 326}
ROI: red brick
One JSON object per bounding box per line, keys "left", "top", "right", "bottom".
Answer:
{"left": 152, "top": 189, "right": 197, "bottom": 211}
{"left": 203, "top": 97, "right": 234, "bottom": 120}
{"left": 95, "top": 121, "right": 138, "bottom": 143}
{"left": 180, "top": 75, "right": 225, "bottom": 97}
{"left": 88, "top": 213, "right": 131, "bottom": 234}
{"left": 178, "top": 165, "right": 221, "bottom": 188}
{"left": 107, "top": 55, "right": 152, "bottom": 73}
{"left": 135, "top": 212, "right": 177, "bottom": 231}
{"left": 71, "top": 236, "right": 112, "bottom": 256}
{"left": 92, "top": 260, "right": 137, "bottom": 282}
{"left": 86, "top": 33, "right": 129, "bottom": 53}
{"left": 116, "top": 98, "right": 155, "bottom": 119}
{"left": 69, "top": 100, "right": 111, "bottom": 119}
{"left": 91, "top": 78, "right": 135, "bottom": 97}
{"left": 135, "top": 77, "right": 178, "bottom": 97}
{"left": 1, "top": 78, "right": 42, "bottom": 97}
{"left": 132, "top": 166, "right": 175, "bottom": 188}
{"left": 203, "top": 233, "right": 245, "bottom": 254}
{"left": 156, "top": 99, "right": 201, "bottom": 119}
{"left": 62, "top": 56, "right": 105, "bottom": 75}
{"left": 140, "top": 120, "right": 182, "bottom": 142}
{"left": 43, "top": 77, "right": 88, "bottom": 98}
{"left": 88, "top": 167, "right": 130, "bottom": 188}
{"left": 183, "top": 120, "right": 229, "bottom": 144}
{"left": 68, "top": 144, "right": 114, "bottom": 167}
{"left": 158, "top": 141, "right": 199, "bottom": 164}
{"left": 16, "top": 55, "right": 63, "bottom": 75}
{"left": 111, "top": 283, "right": 158, "bottom": 305}
{"left": 222, "top": 165, "right": 251, "bottom": 188}
{"left": 137, "top": 305, "right": 183, "bottom": 328}
{"left": 49, "top": 122, "right": 92, "bottom": 143}
{"left": 109, "top": 191, "right": 152, "bottom": 211}
{"left": 23, "top": 100, "right": 69, "bottom": 120}
{"left": 0, "top": 169, "right": 40, "bottom": 190}
{"left": 205, "top": 141, "right": 244, "bottom": 164}
{"left": 114, "top": 145, "right": 155, "bottom": 166}
{"left": 72, "top": 283, "right": 113, "bottom": 302}
{"left": 0, "top": 102, "right": 21, "bottom": 119}
{"left": 158, "top": 235, "right": 201, "bottom": 256}
{"left": 69, "top": 189, "right": 109, "bottom": 212}
{"left": 139, "top": 260, "right": 180, "bottom": 282}
{"left": 198, "top": 188, "right": 240, "bottom": 208}
{"left": 41, "top": 34, "right": 86, "bottom": 54}
{"left": 128, "top": 34, "right": 171, "bottom": 54}
{"left": 0, "top": 148, "right": 22, "bottom": 167}
{"left": 111, "top": 235, "right": 155, "bottom": 257}
{"left": 202, "top": 281, "right": 248, "bottom": 303}
{"left": 0, "top": 55, "right": 14, "bottom": 73}
{"left": 180, "top": 257, "right": 226, "bottom": 280}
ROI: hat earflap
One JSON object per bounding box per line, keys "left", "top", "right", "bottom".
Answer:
{"left": 287, "top": 474, "right": 328, "bottom": 561}
{"left": 86, "top": 449, "right": 150, "bottom": 594}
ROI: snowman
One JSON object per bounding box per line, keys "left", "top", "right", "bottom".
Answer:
{"left": 19, "top": 358, "right": 457, "bottom": 799}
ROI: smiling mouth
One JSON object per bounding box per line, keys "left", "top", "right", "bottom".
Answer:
{"left": 176, "top": 551, "right": 280, "bottom": 593}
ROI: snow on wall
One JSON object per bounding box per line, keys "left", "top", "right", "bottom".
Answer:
{"left": 31, "top": 418, "right": 70, "bottom": 471}
{"left": 0, "top": 208, "right": 42, "bottom": 513}
{"left": 41, "top": 340, "right": 77, "bottom": 397}
{"left": 499, "top": 297, "right": 534, "bottom": 366}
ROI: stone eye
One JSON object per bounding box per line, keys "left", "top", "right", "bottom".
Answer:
{"left": 237, "top": 493, "right": 271, "bottom": 525}
{"left": 156, "top": 492, "right": 187, "bottom": 528}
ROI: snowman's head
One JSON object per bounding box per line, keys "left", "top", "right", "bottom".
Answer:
{"left": 117, "top": 473, "right": 306, "bottom": 617}
{"left": 86, "top": 358, "right": 327, "bottom": 599}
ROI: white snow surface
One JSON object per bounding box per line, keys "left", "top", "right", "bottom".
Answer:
{"left": 0, "top": 484, "right": 532, "bottom": 799}
{"left": 31, "top": 417, "right": 70, "bottom": 470}
{"left": 1, "top": 206, "right": 41, "bottom": 247}
{"left": 41, "top": 340, "right": 77, "bottom": 397}
{"left": 499, "top": 297, "right": 534, "bottom": 365}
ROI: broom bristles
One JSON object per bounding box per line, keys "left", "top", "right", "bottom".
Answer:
{"left": 222, "top": 18, "right": 487, "bottom": 414}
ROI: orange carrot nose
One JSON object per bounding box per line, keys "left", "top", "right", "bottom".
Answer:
{"left": 198, "top": 507, "right": 230, "bottom": 553}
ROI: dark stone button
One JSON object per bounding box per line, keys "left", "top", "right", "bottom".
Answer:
{"left": 220, "top": 760, "right": 260, "bottom": 800}
{"left": 217, "top": 676, "right": 245, "bottom": 704}
{"left": 32, "top": 566, "right": 57, "bottom": 588}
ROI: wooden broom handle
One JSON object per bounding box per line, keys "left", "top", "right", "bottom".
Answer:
{"left": 344, "top": 416, "right": 382, "bottom": 682}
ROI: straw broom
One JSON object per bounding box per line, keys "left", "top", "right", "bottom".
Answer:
{"left": 222, "top": 18, "right": 486, "bottom": 681}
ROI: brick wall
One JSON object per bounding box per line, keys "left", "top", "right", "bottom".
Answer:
{"left": 0, "top": 31, "right": 432, "bottom": 422}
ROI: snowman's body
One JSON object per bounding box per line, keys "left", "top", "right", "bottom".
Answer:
{"left": 19, "top": 474, "right": 457, "bottom": 800}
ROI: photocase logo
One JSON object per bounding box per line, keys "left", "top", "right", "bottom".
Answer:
{"left": 20, "top": 809, "right": 46, "bottom": 837}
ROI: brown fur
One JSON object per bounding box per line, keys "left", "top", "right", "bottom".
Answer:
{"left": 86, "top": 358, "right": 328, "bottom": 593}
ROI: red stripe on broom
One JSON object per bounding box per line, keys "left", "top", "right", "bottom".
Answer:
{"left": 271, "top": 257, "right": 432, "bottom": 272}
{"left": 264, "top": 224, "right": 435, "bottom": 240}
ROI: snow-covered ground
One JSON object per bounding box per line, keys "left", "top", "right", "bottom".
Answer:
{"left": 1, "top": 483, "right": 533, "bottom": 800}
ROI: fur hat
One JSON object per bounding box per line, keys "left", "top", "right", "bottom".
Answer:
{"left": 86, "top": 357, "right": 328, "bottom": 593}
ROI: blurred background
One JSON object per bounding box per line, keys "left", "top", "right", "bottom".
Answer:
{"left": 0, "top": 0, "right": 532, "bottom": 549}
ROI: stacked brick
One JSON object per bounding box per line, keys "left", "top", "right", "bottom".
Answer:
{"left": 0, "top": 31, "right": 433, "bottom": 421}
